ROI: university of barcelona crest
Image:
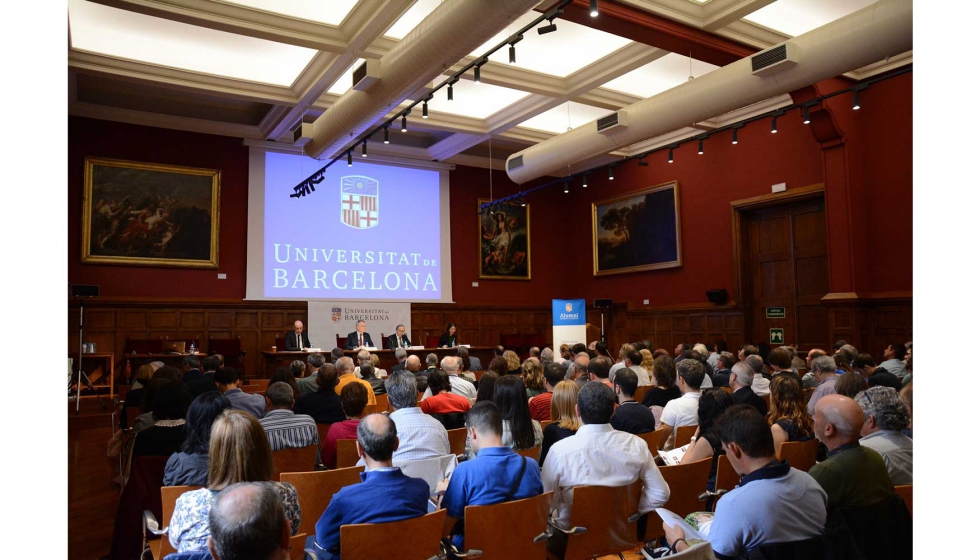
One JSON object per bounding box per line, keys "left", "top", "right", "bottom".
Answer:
{"left": 341, "top": 176, "right": 379, "bottom": 229}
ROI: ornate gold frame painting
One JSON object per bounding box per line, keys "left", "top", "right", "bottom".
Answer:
{"left": 81, "top": 157, "right": 220, "bottom": 268}
{"left": 592, "top": 181, "right": 682, "bottom": 276}
{"left": 478, "top": 198, "right": 530, "bottom": 280}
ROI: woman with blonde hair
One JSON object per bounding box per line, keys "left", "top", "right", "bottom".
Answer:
{"left": 639, "top": 349, "right": 656, "bottom": 379}
{"left": 522, "top": 358, "right": 545, "bottom": 398}
{"left": 768, "top": 375, "right": 814, "bottom": 453}
{"left": 503, "top": 350, "right": 522, "bottom": 376}
{"left": 168, "top": 409, "right": 301, "bottom": 552}
{"left": 539, "top": 381, "right": 581, "bottom": 465}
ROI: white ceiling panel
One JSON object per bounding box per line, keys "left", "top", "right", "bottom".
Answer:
{"left": 327, "top": 58, "right": 367, "bottom": 95}
{"left": 517, "top": 101, "right": 613, "bottom": 135}
{"left": 384, "top": 0, "right": 442, "bottom": 39}
{"left": 744, "top": 0, "right": 877, "bottom": 37}
{"left": 601, "top": 53, "right": 718, "bottom": 98}
{"left": 222, "top": 0, "right": 359, "bottom": 25}
{"left": 426, "top": 77, "right": 530, "bottom": 119}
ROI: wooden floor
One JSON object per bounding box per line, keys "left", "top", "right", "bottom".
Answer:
{"left": 68, "top": 400, "right": 120, "bottom": 560}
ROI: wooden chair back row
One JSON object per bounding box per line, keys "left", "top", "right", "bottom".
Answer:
{"left": 153, "top": 485, "right": 203, "bottom": 559}
{"left": 637, "top": 426, "right": 669, "bottom": 452}
{"left": 564, "top": 482, "right": 644, "bottom": 560}
{"left": 633, "top": 385, "right": 651, "bottom": 404}
{"left": 364, "top": 393, "right": 389, "bottom": 414}
{"left": 464, "top": 491, "right": 553, "bottom": 558}
{"left": 894, "top": 484, "right": 912, "bottom": 517}
{"left": 447, "top": 427, "right": 467, "bottom": 456}
{"left": 515, "top": 446, "right": 541, "bottom": 463}
{"left": 336, "top": 439, "right": 360, "bottom": 469}
{"left": 272, "top": 444, "right": 319, "bottom": 481}
{"left": 280, "top": 467, "right": 366, "bottom": 537}
{"left": 674, "top": 425, "right": 699, "bottom": 448}
{"left": 340, "top": 509, "right": 446, "bottom": 560}
{"left": 777, "top": 439, "right": 820, "bottom": 472}
{"left": 644, "top": 456, "right": 713, "bottom": 541}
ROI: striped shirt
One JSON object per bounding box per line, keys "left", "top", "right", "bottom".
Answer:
{"left": 388, "top": 407, "right": 450, "bottom": 462}
{"left": 259, "top": 409, "right": 321, "bottom": 464}
{"left": 528, "top": 392, "right": 553, "bottom": 422}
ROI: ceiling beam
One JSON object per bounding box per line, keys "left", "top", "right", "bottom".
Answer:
{"left": 701, "top": 0, "right": 777, "bottom": 32}
{"left": 69, "top": 98, "right": 264, "bottom": 139}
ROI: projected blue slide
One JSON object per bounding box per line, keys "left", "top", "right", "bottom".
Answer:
{"left": 263, "top": 151, "right": 443, "bottom": 300}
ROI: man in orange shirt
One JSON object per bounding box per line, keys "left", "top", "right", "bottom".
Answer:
{"left": 335, "top": 357, "right": 377, "bottom": 406}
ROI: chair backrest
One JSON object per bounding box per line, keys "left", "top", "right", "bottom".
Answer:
{"left": 288, "top": 533, "right": 307, "bottom": 560}
{"left": 426, "top": 335, "right": 440, "bottom": 348}
{"left": 515, "top": 446, "right": 541, "bottom": 462}
{"left": 241, "top": 385, "right": 264, "bottom": 395}
{"left": 633, "top": 385, "right": 651, "bottom": 404}
{"left": 247, "top": 379, "right": 270, "bottom": 391}
{"left": 563, "top": 482, "right": 644, "bottom": 560}
{"left": 125, "top": 406, "right": 142, "bottom": 428}
{"left": 280, "top": 467, "right": 365, "bottom": 537}
{"left": 447, "top": 427, "right": 467, "bottom": 456}
{"left": 539, "top": 419, "right": 556, "bottom": 430}
{"left": 336, "top": 439, "right": 359, "bottom": 469}
{"left": 159, "top": 485, "right": 203, "bottom": 558}
{"left": 894, "top": 484, "right": 912, "bottom": 517}
{"left": 720, "top": 386, "right": 734, "bottom": 394}
{"left": 276, "top": 337, "right": 287, "bottom": 350}
{"left": 464, "top": 491, "right": 553, "bottom": 558}
{"left": 474, "top": 370, "right": 485, "bottom": 381}
{"left": 316, "top": 423, "right": 331, "bottom": 449}
{"left": 430, "top": 412, "right": 466, "bottom": 430}
{"left": 271, "top": 444, "right": 319, "bottom": 480}
{"left": 674, "top": 425, "right": 699, "bottom": 448}
{"left": 638, "top": 426, "right": 669, "bottom": 452}
{"left": 374, "top": 393, "right": 389, "bottom": 412}
{"left": 646, "top": 457, "right": 713, "bottom": 541}
{"left": 336, "top": 335, "right": 346, "bottom": 349}
{"left": 713, "top": 455, "right": 740, "bottom": 512}
{"left": 777, "top": 438, "right": 820, "bottom": 472}
{"left": 340, "top": 510, "right": 446, "bottom": 560}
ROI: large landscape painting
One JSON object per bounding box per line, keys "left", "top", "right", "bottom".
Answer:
{"left": 81, "top": 157, "right": 220, "bottom": 268}
{"left": 592, "top": 181, "right": 681, "bottom": 276}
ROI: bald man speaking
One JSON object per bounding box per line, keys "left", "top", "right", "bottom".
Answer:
{"left": 285, "top": 320, "right": 311, "bottom": 351}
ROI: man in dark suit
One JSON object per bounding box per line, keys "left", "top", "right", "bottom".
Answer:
{"left": 181, "top": 355, "right": 203, "bottom": 384}
{"left": 730, "top": 362, "right": 769, "bottom": 417}
{"left": 285, "top": 320, "right": 311, "bottom": 351}
{"left": 344, "top": 320, "right": 374, "bottom": 350}
{"left": 387, "top": 324, "right": 411, "bottom": 349}
{"left": 391, "top": 348, "right": 408, "bottom": 374}
{"left": 711, "top": 352, "right": 736, "bottom": 387}
{"left": 188, "top": 355, "right": 222, "bottom": 396}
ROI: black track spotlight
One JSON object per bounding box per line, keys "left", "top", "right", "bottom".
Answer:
{"left": 422, "top": 101, "right": 429, "bottom": 119}
{"left": 520, "top": 195, "right": 526, "bottom": 207}
{"left": 509, "top": 44, "right": 516, "bottom": 64}
{"left": 802, "top": 106, "right": 811, "bottom": 125}
{"left": 401, "top": 114, "right": 408, "bottom": 132}
{"left": 447, "top": 83, "right": 453, "bottom": 101}
{"left": 582, "top": 174, "right": 588, "bottom": 188}
{"left": 474, "top": 59, "right": 486, "bottom": 84}
{"left": 538, "top": 18, "right": 557, "bottom": 35}
{"left": 852, "top": 90, "right": 861, "bottom": 110}
{"left": 771, "top": 115, "right": 778, "bottom": 134}
{"left": 361, "top": 140, "right": 368, "bottom": 157}
{"left": 384, "top": 126, "right": 390, "bottom": 144}
{"left": 698, "top": 138, "right": 704, "bottom": 155}
{"left": 731, "top": 127, "right": 739, "bottom": 145}
{"left": 590, "top": 0, "right": 599, "bottom": 17}
{"left": 347, "top": 151, "right": 352, "bottom": 167}
{"left": 563, "top": 179, "right": 569, "bottom": 194}
{"left": 608, "top": 165, "right": 614, "bottom": 180}
{"left": 668, "top": 148, "right": 674, "bottom": 163}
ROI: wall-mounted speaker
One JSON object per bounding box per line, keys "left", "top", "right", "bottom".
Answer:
{"left": 706, "top": 289, "right": 728, "bottom": 305}
{"left": 594, "top": 298, "right": 613, "bottom": 309}
{"left": 70, "top": 284, "right": 100, "bottom": 298}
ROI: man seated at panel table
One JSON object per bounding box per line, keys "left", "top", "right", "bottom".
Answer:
{"left": 387, "top": 324, "right": 412, "bottom": 349}
{"left": 284, "top": 320, "right": 311, "bottom": 351}
{"left": 344, "top": 320, "right": 374, "bottom": 350}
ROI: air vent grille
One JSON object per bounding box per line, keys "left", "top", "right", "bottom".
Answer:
{"left": 596, "top": 113, "right": 620, "bottom": 132}
{"left": 752, "top": 44, "right": 787, "bottom": 72}
{"left": 507, "top": 155, "right": 524, "bottom": 171}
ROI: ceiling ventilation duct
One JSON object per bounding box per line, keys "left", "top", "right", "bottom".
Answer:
{"left": 303, "top": 0, "right": 540, "bottom": 159}
{"left": 505, "top": 0, "right": 913, "bottom": 184}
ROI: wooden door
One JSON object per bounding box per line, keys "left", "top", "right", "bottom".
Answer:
{"left": 741, "top": 198, "right": 828, "bottom": 352}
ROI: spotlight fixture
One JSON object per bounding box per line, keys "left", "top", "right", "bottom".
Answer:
{"left": 668, "top": 148, "right": 674, "bottom": 163}
{"left": 771, "top": 115, "right": 778, "bottom": 134}
{"left": 311, "top": 173, "right": 324, "bottom": 185}
{"left": 731, "top": 127, "right": 738, "bottom": 145}
{"left": 520, "top": 195, "right": 526, "bottom": 207}
{"left": 401, "top": 114, "right": 408, "bottom": 132}
{"left": 582, "top": 174, "right": 588, "bottom": 188}
{"left": 447, "top": 83, "right": 453, "bottom": 101}
{"left": 509, "top": 44, "right": 516, "bottom": 64}
{"left": 637, "top": 156, "right": 648, "bottom": 167}
{"left": 608, "top": 166, "right": 614, "bottom": 180}
{"left": 361, "top": 140, "right": 367, "bottom": 157}
{"left": 698, "top": 138, "right": 704, "bottom": 155}
{"left": 474, "top": 58, "right": 486, "bottom": 83}
{"left": 802, "top": 106, "right": 811, "bottom": 125}
{"left": 852, "top": 90, "right": 861, "bottom": 110}
{"left": 563, "top": 179, "right": 569, "bottom": 194}
{"left": 590, "top": 0, "right": 599, "bottom": 17}
{"left": 538, "top": 18, "right": 557, "bottom": 35}
{"left": 384, "top": 126, "right": 390, "bottom": 144}
{"left": 422, "top": 101, "right": 429, "bottom": 119}
{"left": 347, "top": 151, "right": 352, "bottom": 167}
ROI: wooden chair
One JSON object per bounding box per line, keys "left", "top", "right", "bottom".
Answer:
{"left": 644, "top": 457, "right": 713, "bottom": 541}
{"left": 209, "top": 337, "right": 246, "bottom": 374}
{"left": 633, "top": 385, "right": 651, "bottom": 404}
{"left": 539, "top": 419, "right": 556, "bottom": 430}
{"left": 339, "top": 509, "right": 446, "bottom": 560}
{"left": 281, "top": 467, "right": 365, "bottom": 537}
{"left": 447, "top": 427, "right": 468, "bottom": 456}
{"left": 272, "top": 444, "right": 320, "bottom": 480}
{"left": 316, "top": 423, "right": 331, "bottom": 449}
{"left": 638, "top": 427, "right": 669, "bottom": 453}
{"left": 777, "top": 439, "right": 820, "bottom": 472}
{"left": 247, "top": 378, "right": 270, "bottom": 391}
{"left": 516, "top": 446, "right": 541, "bottom": 462}
{"left": 148, "top": 485, "right": 202, "bottom": 560}
{"left": 426, "top": 335, "right": 440, "bottom": 348}
{"left": 709, "top": 455, "right": 740, "bottom": 512}
{"left": 336, "top": 335, "right": 346, "bottom": 349}
{"left": 336, "top": 439, "right": 360, "bottom": 469}
{"left": 461, "top": 491, "right": 553, "bottom": 558}
{"left": 720, "top": 386, "right": 734, "bottom": 394}
{"left": 474, "top": 370, "right": 485, "bottom": 382}
{"left": 241, "top": 385, "right": 265, "bottom": 395}
{"left": 894, "top": 484, "right": 912, "bottom": 516}
{"left": 674, "top": 425, "right": 698, "bottom": 448}
{"left": 288, "top": 533, "right": 308, "bottom": 560}
{"left": 552, "top": 481, "right": 644, "bottom": 560}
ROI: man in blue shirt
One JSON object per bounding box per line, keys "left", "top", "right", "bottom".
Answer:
{"left": 664, "top": 405, "right": 826, "bottom": 558}
{"left": 438, "top": 402, "right": 543, "bottom": 550}
{"left": 315, "top": 414, "right": 430, "bottom": 560}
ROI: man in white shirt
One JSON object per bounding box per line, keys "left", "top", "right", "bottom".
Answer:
{"left": 619, "top": 349, "right": 651, "bottom": 386}
{"left": 878, "top": 343, "right": 908, "bottom": 378}
{"left": 745, "top": 355, "right": 771, "bottom": 396}
{"left": 541, "top": 382, "right": 670, "bottom": 557}
{"left": 383, "top": 371, "right": 450, "bottom": 462}
{"left": 608, "top": 343, "right": 633, "bottom": 379}
{"left": 856, "top": 386, "right": 913, "bottom": 485}
{"left": 420, "top": 356, "right": 477, "bottom": 400}
{"left": 659, "top": 359, "right": 704, "bottom": 449}
{"left": 807, "top": 356, "right": 839, "bottom": 416}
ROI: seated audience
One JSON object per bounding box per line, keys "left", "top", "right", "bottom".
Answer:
{"left": 131, "top": 380, "right": 193, "bottom": 461}
{"left": 539, "top": 381, "right": 580, "bottom": 466}
{"left": 609, "top": 343, "right": 632, "bottom": 379}
{"left": 660, "top": 359, "right": 705, "bottom": 449}
{"left": 358, "top": 363, "right": 386, "bottom": 395}
{"left": 385, "top": 371, "right": 451, "bottom": 461}
{"left": 856, "top": 386, "right": 913, "bottom": 485}
{"left": 293, "top": 364, "right": 346, "bottom": 425}
{"left": 181, "top": 355, "right": 203, "bottom": 385}
{"left": 296, "top": 353, "right": 326, "bottom": 395}
{"left": 529, "top": 363, "right": 565, "bottom": 422}
{"left": 834, "top": 371, "right": 867, "bottom": 398}
{"left": 268, "top": 367, "right": 300, "bottom": 400}
{"left": 768, "top": 376, "right": 815, "bottom": 452}
{"left": 621, "top": 349, "right": 652, "bottom": 386}
{"left": 475, "top": 372, "right": 499, "bottom": 403}
{"left": 639, "top": 348, "right": 656, "bottom": 381}
{"left": 641, "top": 356, "right": 682, "bottom": 408}
{"left": 809, "top": 395, "right": 895, "bottom": 512}
{"left": 259, "top": 382, "right": 319, "bottom": 457}
{"left": 902, "top": 354, "right": 912, "bottom": 387}
{"left": 692, "top": 344, "right": 715, "bottom": 389}
{"left": 542, "top": 382, "right": 670, "bottom": 557}
{"left": 679, "top": 389, "right": 735, "bottom": 492}
{"left": 352, "top": 350, "right": 374, "bottom": 379}
{"left": 164, "top": 392, "right": 231, "bottom": 487}
{"left": 124, "top": 364, "right": 156, "bottom": 410}
{"left": 522, "top": 358, "right": 546, "bottom": 398}
{"left": 486, "top": 356, "right": 509, "bottom": 378}
{"left": 370, "top": 354, "right": 388, "bottom": 379}
{"left": 335, "top": 357, "right": 377, "bottom": 405}
{"left": 587, "top": 355, "right": 614, "bottom": 388}
{"left": 403, "top": 355, "right": 427, "bottom": 392}
{"left": 745, "top": 355, "right": 771, "bottom": 395}
{"left": 503, "top": 350, "right": 522, "bottom": 376}
{"left": 567, "top": 353, "right": 591, "bottom": 389}
{"left": 421, "top": 356, "right": 476, "bottom": 401}
{"left": 459, "top": 345, "right": 482, "bottom": 372}
{"left": 470, "top": 375, "right": 541, "bottom": 456}
{"left": 132, "top": 376, "right": 173, "bottom": 434}
{"left": 738, "top": 344, "right": 760, "bottom": 362}
{"left": 539, "top": 347, "right": 555, "bottom": 367}
{"left": 169, "top": 410, "right": 300, "bottom": 553}
{"left": 801, "top": 348, "right": 827, "bottom": 389}
{"left": 834, "top": 353, "right": 854, "bottom": 374}
{"left": 807, "top": 356, "right": 840, "bottom": 416}
{"left": 899, "top": 382, "right": 912, "bottom": 436}
{"left": 288, "top": 360, "right": 306, "bottom": 388}
{"left": 207, "top": 483, "right": 291, "bottom": 560}
{"left": 664, "top": 405, "right": 826, "bottom": 558}
{"left": 711, "top": 352, "right": 736, "bottom": 388}
{"left": 564, "top": 343, "right": 588, "bottom": 377}
{"left": 214, "top": 367, "right": 265, "bottom": 419}
{"left": 438, "top": 402, "right": 544, "bottom": 550}
{"left": 674, "top": 343, "right": 691, "bottom": 364}
{"left": 315, "top": 414, "right": 430, "bottom": 560}
{"left": 420, "top": 369, "right": 472, "bottom": 415}
{"left": 322, "top": 382, "right": 369, "bottom": 469}
{"left": 854, "top": 352, "right": 902, "bottom": 391}
{"left": 879, "top": 343, "right": 908, "bottom": 378}
{"left": 610, "top": 369, "right": 657, "bottom": 435}
{"left": 730, "top": 362, "right": 768, "bottom": 417}
{"left": 390, "top": 347, "right": 408, "bottom": 374}
{"left": 768, "top": 348, "right": 802, "bottom": 385}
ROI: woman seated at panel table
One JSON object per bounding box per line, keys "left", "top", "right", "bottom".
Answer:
{"left": 439, "top": 322, "right": 458, "bottom": 348}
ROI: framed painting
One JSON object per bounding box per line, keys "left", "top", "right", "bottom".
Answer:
{"left": 592, "top": 181, "right": 682, "bottom": 276}
{"left": 478, "top": 198, "right": 530, "bottom": 280}
{"left": 81, "top": 157, "right": 220, "bottom": 268}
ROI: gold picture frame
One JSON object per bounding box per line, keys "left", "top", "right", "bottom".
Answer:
{"left": 592, "top": 181, "right": 682, "bottom": 276}
{"left": 81, "top": 157, "right": 220, "bottom": 268}
{"left": 478, "top": 198, "right": 531, "bottom": 280}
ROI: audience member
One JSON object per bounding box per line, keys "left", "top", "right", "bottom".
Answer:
{"left": 854, "top": 353, "right": 902, "bottom": 391}
{"left": 609, "top": 343, "right": 632, "bottom": 378}
{"left": 664, "top": 405, "right": 826, "bottom": 558}
{"left": 806, "top": 356, "right": 839, "bottom": 416}
{"left": 487, "top": 356, "right": 509, "bottom": 378}
{"left": 268, "top": 367, "right": 300, "bottom": 400}
{"left": 834, "top": 353, "right": 853, "bottom": 374}
{"left": 459, "top": 346, "right": 482, "bottom": 372}
{"left": 679, "top": 389, "right": 735, "bottom": 492}
{"left": 502, "top": 350, "right": 522, "bottom": 376}
{"left": 834, "top": 371, "right": 867, "bottom": 398}
{"left": 358, "top": 363, "right": 386, "bottom": 395}
{"left": 384, "top": 371, "right": 450, "bottom": 461}
{"left": 181, "top": 355, "right": 203, "bottom": 385}
{"left": 131, "top": 381, "right": 193, "bottom": 460}
{"left": 610, "top": 369, "right": 657, "bottom": 434}
{"left": 567, "top": 353, "right": 591, "bottom": 389}
{"left": 403, "top": 355, "right": 427, "bottom": 392}
{"left": 595, "top": 341, "right": 614, "bottom": 360}
{"left": 207, "top": 483, "right": 290, "bottom": 560}
{"left": 738, "top": 344, "right": 760, "bottom": 362}
{"left": 352, "top": 350, "right": 374, "bottom": 379}
{"left": 214, "top": 367, "right": 265, "bottom": 419}
{"left": 124, "top": 364, "right": 156, "bottom": 411}
{"left": 296, "top": 353, "right": 326, "bottom": 395}
{"left": 539, "top": 381, "right": 580, "bottom": 466}
{"left": 164, "top": 392, "right": 231, "bottom": 487}
{"left": 558, "top": 344, "right": 571, "bottom": 363}
{"left": 638, "top": 349, "right": 656, "bottom": 381}
{"left": 539, "top": 347, "right": 555, "bottom": 367}
{"left": 288, "top": 360, "right": 306, "bottom": 387}
{"left": 495, "top": 345, "right": 506, "bottom": 357}
{"left": 641, "top": 356, "right": 682, "bottom": 408}
{"left": 542, "top": 382, "right": 669, "bottom": 557}
{"left": 421, "top": 356, "right": 476, "bottom": 400}
{"left": 169, "top": 410, "right": 300, "bottom": 553}
{"left": 132, "top": 377, "right": 172, "bottom": 433}
{"left": 587, "top": 355, "right": 614, "bottom": 388}
{"left": 390, "top": 347, "right": 408, "bottom": 374}
{"left": 902, "top": 354, "right": 913, "bottom": 387}
{"left": 674, "top": 343, "right": 691, "bottom": 364}
{"left": 471, "top": 375, "right": 541, "bottom": 456}
{"left": 801, "top": 348, "right": 827, "bottom": 389}
{"left": 707, "top": 340, "right": 726, "bottom": 373}
{"left": 522, "top": 358, "right": 546, "bottom": 398}
{"left": 711, "top": 352, "right": 736, "bottom": 387}
{"left": 856, "top": 386, "right": 913, "bottom": 485}
{"left": 768, "top": 348, "right": 802, "bottom": 385}
{"left": 784, "top": 345, "right": 807, "bottom": 371}
{"left": 621, "top": 349, "right": 652, "bottom": 386}
{"left": 529, "top": 363, "right": 565, "bottom": 422}
{"left": 420, "top": 369, "right": 472, "bottom": 415}
{"left": 879, "top": 343, "right": 908, "bottom": 378}
{"left": 768, "top": 376, "right": 815, "bottom": 452}
{"left": 315, "top": 414, "right": 430, "bottom": 560}
{"left": 744, "top": 355, "right": 771, "bottom": 396}
{"left": 438, "top": 402, "right": 544, "bottom": 550}
{"left": 475, "top": 372, "right": 499, "bottom": 403}
{"left": 730, "top": 362, "right": 768, "bottom": 417}
{"left": 322, "top": 382, "right": 369, "bottom": 469}
{"left": 330, "top": 348, "right": 344, "bottom": 363}
{"left": 809, "top": 395, "right": 894, "bottom": 512}
{"left": 335, "top": 357, "right": 377, "bottom": 406}
{"left": 259, "top": 382, "right": 319, "bottom": 457}
{"left": 293, "top": 364, "right": 346, "bottom": 425}
{"left": 660, "top": 359, "right": 705, "bottom": 448}
{"left": 187, "top": 355, "right": 221, "bottom": 397}
{"left": 899, "top": 382, "right": 913, "bottom": 436}
{"left": 369, "top": 354, "right": 388, "bottom": 379}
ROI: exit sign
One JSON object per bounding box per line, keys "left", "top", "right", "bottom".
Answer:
{"left": 770, "top": 328, "right": 785, "bottom": 344}
{"left": 766, "top": 307, "right": 786, "bottom": 319}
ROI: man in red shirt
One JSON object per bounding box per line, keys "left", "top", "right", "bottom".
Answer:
{"left": 529, "top": 363, "right": 566, "bottom": 422}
